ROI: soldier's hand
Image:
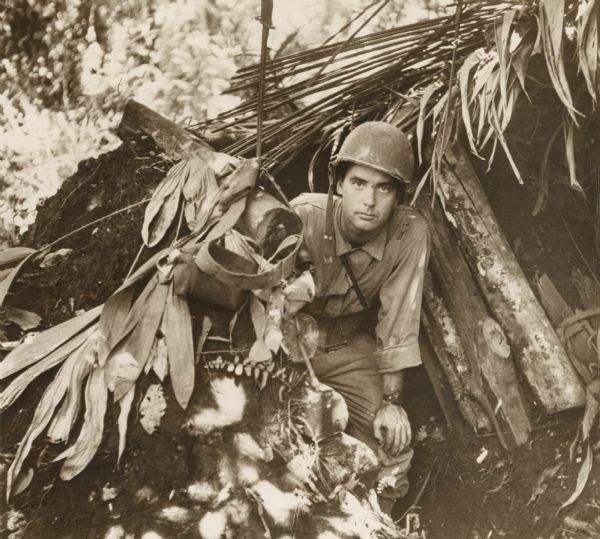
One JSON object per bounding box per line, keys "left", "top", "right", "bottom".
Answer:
{"left": 373, "top": 401, "right": 411, "bottom": 456}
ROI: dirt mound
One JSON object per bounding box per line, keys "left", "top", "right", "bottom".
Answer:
{"left": 1, "top": 137, "right": 598, "bottom": 539}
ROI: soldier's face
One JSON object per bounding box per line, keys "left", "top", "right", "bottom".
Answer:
{"left": 337, "top": 163, "right": 397, "bottom": 241}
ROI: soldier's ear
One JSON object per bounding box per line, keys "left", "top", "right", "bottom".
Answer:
{"left": 335, "top": 178, "right": 344, "bottom": 196}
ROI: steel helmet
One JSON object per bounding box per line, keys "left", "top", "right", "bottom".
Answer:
{"left": 331, "top": 121, "right": 415, "bottom": 186}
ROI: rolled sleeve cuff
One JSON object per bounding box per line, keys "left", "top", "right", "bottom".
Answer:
{"left": 376, "top": 342, "right": 422, "bottom": 373}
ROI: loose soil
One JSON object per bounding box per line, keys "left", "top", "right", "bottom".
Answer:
{"left": 1, "top": 140, "right": 598, "bottom": 539}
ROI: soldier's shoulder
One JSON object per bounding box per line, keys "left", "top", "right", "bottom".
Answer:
{"left": 390, "top": 205, "right": 430, "bottom": 237}
{"left": 290, "top": 193, "right": 330, "bottom": 212}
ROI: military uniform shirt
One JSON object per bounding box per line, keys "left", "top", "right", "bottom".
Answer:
{"left": 291, "top": 193, "right": 430, "bottom": 373}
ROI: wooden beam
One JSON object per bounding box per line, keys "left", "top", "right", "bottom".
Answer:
{"left": 117, "top": 99, "right": 213, "bottom": 161}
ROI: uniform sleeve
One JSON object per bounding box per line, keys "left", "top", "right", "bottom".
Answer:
{"left": 375, "top": 214, "right": 430, "bottom": 373}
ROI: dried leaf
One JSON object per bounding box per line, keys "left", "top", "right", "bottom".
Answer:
{"left": 576, "top": 0, "right": 598, "bottom": 104}
{"left": 6, "top": 349, "right": 82, "bottom": 498}
{"left": 417, "top": 83, "right": 440, "bottom": 164}
{"left": 117, "top": 386, "right": 135, "bottom": 466}
{"left": 458, "top": 52, "right": 482, "bottom": 155}
{"left": 2, "top": 306, "right": 41, "bottom": 331}
{"left": 0, "top": 249, "right": 37, "bottom": 308}
{"left": 495, "top": 9, "right": 516, "bottom": 110}
{"left": 110, "top": 281, "right": 169, "bottom": 401}
{"left": 57, "top": 366, "right": 108, "bottom": 480}
{"left": 216, "top": 158, "right": 259, "bottom": 211}
{"left": 39, "top": 248, "right": 73, "bottom": 268}
{"left": 560, "top": 441, "right": 593, "bottom": 509}
{"left": 199, "top": 316, "right": 213, "bottom": 358}
{"left": 47, "top": 338, "right": 96, "bottom": 443}
{"left": 0, "top": 247, "right": 36, "bottom": 269}
{"left": 0, "top": 324, "right": 97, "bottom": 412}
{"left": 539, "top": 0, "right": 579, "bottom": 121}
{"left": 283, "top": 271, "right": 315, "bottom": 304}
{"left": 511, "top": 36, "right": 535, "bottom": 92}
{"left": 582, "top": 378, "right": 600, "bottom": 441}
{"left": 248, "top": 339, "right": 272, "bottom": 364}
{"left": 13, "top": 468, "right": 34, "bottom": 497}
{"left": 98, "top": 288, "right": 134, "bottom": 351}
{"left": 140, "top": 383, "right": 167, "bottom": 435}
{"left": 533, "top": 124, "right": 561, "bottom": 215}
{"left": 153, "top": 337, "right": 169, "bottom": 381}
{"left": 183, "top": 154, "right": 219, "bottom": 232}
{"left": 250, "top": 295, "right": 267, "bottom": 341}
{"left": 104, "top": 352, "right": 140, "bottom": 394}
{"left": 0, "top": 305, "right": 101, "bottom": 379}
{"left": 165, "top": 284, "right": 195, "bottom": 409}
{"left": 142, "top": 159, "right": 189, "bottom": 247}
{"left": 563, "top": 117, "right": 584, "bottom": 192}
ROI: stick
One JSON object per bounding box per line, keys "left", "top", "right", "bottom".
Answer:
{"left": 295, "top": 317, "right": 320, "bottom": 389}
{"left": 256, "top": 0, "right": 273, "bottom": 167}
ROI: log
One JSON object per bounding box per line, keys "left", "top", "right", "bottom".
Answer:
{"left": 421, "top": 274, "right": 495, "bottom": 439}
{"left": 117, "top": 99, "right": 213, "bottom": 161}
{"left": 418, "top": 330, "right": 471, "bottom": 435}
{"left": 420, "top": 196, "right": 531, "bottom": 446}
{"left": 437, "top": 143, "right": 585, "bottom": 412}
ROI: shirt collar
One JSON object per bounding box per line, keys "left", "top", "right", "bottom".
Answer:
{"left": 333, "top": 198, "right": 387, "bottom": 261}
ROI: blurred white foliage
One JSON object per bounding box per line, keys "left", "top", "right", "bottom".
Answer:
{"left": 2, "top": 0, "right": 440, "bottom": 245}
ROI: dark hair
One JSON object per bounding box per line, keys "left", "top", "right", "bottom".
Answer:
{"left": 335, "top": 161, "right": 405, "bottom": 202}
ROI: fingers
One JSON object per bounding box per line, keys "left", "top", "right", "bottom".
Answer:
{"left": 373, "top": 418, "right": 383, "bottom": 444}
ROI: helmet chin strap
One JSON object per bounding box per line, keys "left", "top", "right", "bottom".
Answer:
{"left": 323, "top": 162, "right": 337, "bottom": 288}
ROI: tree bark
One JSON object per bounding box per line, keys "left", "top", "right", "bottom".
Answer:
{"left": 436, "top": 143, "right": 585, "bottom": 412}
{"left": 420, "top": 196, "right": 531, "bottom": 446}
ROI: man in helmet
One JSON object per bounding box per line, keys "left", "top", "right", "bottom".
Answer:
{"left": 288, "top": 121, "right": 430, "bottom": 506}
